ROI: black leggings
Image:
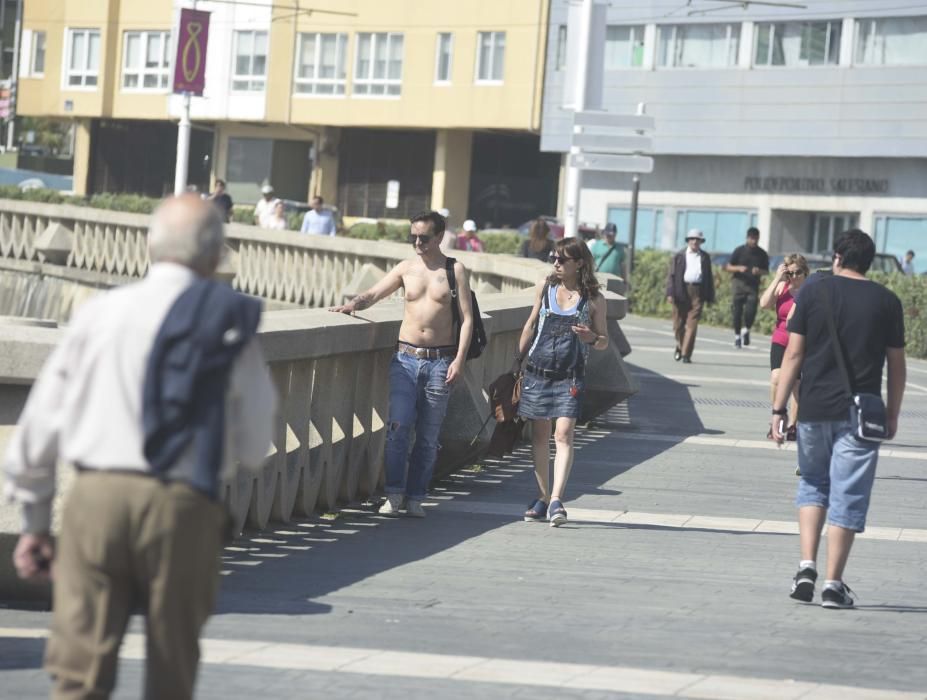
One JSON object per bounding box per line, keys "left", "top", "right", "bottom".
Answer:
{"left": 732, "top": 289, "right": 758, "bottom": 333}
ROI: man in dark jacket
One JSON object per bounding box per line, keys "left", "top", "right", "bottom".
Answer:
{"left": 665, "top": 229, "right": 715, "bottom": 363}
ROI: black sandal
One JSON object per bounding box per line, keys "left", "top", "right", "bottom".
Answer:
{"left": 548, "top": 500, "right": 568, "bottom": 527}
{"left": 524, "top": 499, "right": 547, "bottom": 522}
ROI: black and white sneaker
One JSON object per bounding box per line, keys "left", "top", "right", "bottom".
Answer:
{"left": 734, "top": 336, "right": 742, "bottom": 349}
{"left": 821, "top": 582, "right": 856, "bottom": 609}
{"left": 789, "top": 566, "right": 818, "bottom": 602}
{"left": 743, "top": 330, "right": 751, "bottom": 346}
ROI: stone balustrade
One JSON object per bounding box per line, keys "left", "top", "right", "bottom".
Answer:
{"left": 0, "top": 198, "right": 625, "bottom": 311}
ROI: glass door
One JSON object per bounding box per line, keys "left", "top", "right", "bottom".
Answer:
{"left": 810, "top": 212, "right": 858, "bottom": 253}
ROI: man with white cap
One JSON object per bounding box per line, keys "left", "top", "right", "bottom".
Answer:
{"left": 254, "top": 184, "right": 281, "bottom": 228}
{"left": 665, "top": 228, "right": 715, "bottom": 363}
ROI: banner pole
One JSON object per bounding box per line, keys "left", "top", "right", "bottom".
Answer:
{"left": 173, "top": 91, "right": 191, "bottom": 195}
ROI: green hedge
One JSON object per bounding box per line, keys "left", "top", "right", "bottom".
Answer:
{"left": 629, "top": 249, "right": 927, "bottom": 358}
{"left": 344, "top": 221, "right": 408, "bottom": 242}
{"left": 0, "top": 185, "right": 161, "bottom": 213}
{"left": 480, "top": 231, "right": 521, "bottom": 255}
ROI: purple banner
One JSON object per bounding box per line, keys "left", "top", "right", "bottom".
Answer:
{"left": 173, "top": 8, "right": 210, "bottom": 95}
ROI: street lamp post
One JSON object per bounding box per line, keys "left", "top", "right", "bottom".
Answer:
{"left": 626, "top": 102, "right": 648, "bottom": 279}
{"left": 5, "top": 0, "right": 24, "bottom": 151}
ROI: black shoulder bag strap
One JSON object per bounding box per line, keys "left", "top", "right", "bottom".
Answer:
{"left": 820, "top": 281, "right": 855, "bottom": 401}
{"left": 446, "top": 256, "right": 461, "bottom": 329}
{"left": 595, "top": 245, "right": 617, "bottom": 272}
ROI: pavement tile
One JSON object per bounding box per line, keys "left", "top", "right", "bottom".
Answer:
{"left": 452, "top": 659, "right": 588, "bottom": 686}
{"left": 338, "top": 650, "right": 486, "bottom": 678}
{"left": 566, "top": 665, "right": 704, "bottom": 694}
{"left": 682, "top": 674, "right": 817, "bottom": 699}
{"left": 612, "top": 511, "right": 692, "bottom": 527}
{"left": 685, "top": 516, "right": 762, "bottom": 532}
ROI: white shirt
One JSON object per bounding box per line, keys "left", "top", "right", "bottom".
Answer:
{"left": 300, "top": 208, "right": 336, "bottom": 235}
{"left": 254, "top": 197, "right": 280, "bottom": 228}
{"left": 3, "top": 263, "right": 278, "bottom": 533}
{"left": 683, "top": 248, "right": 703, "bottom": 283}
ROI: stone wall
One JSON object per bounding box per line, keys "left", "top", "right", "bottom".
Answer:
{"left": 0, "top": 199, "right": 637, "bottom": 600}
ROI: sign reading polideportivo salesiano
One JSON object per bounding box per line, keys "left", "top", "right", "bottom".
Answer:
{"left": 743, "top": 176, "right": 889, "bottom": 194}
{"left": 173, "top": 8, "right": 210, "bottom": 95}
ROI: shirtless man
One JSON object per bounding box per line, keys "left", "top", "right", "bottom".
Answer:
{"left": 330, "top": 210, "right": 473, "bottom": 517}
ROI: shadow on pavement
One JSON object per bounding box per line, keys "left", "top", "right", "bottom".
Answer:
{"left": 0, "top": 636, "right": 45, "bottom": 670}
{"left": 215, "top": 361, "right": 716, "bottom": 616}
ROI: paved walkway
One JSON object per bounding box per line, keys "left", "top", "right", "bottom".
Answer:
{"left": 3, "top": 316, "right": 927, "bottom": 699}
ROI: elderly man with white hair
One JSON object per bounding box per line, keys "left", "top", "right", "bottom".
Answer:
{"left": 4, "top": 194, "right": 277, "bottom": 699}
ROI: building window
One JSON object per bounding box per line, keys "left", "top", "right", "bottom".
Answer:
{"left": 123, "top": 31, "right": 171, "bottom": 90}
{"left": 657, "top": 24, "right": 740, "bottom": 68}
{"left": 855, "top": 16, "right": 927, "bottom": 66}
{"left": 606, "top": 207, "right": 664, "bottom": 249}
{"left": 232, "top": 30, "right": 268, "bottom": 91}
{"left": 354, "top": 32, "right": 403, "bottom": 96}
{"left": 605, "top": 26, "right": 645, "bottom": 69}
{"left": 875, "top": 215, "right": 926, "bottom": 274}
{"left": 476, "top": 31, "right": 506, "bottom": 82}
{"left": 65, "top": 28, "right": 101, "bottom": 87}
{"left": 31, "top": 31, "right": 46, "bottom": 75}
{"left": 811, "top": 212, "right": 857, "bottom": 253}
{"left": 295, "top": 33, "right": 347, "bottom": 95}
{"left": 754, "top": 21, "right": 840, "bottom": 66}
{"left": 555, "top": 25, "right": 567, "bottom": 70}
{"left": 676, "top": 209, "right": 757, "bottom": 251}
{"left": 434, "top": 32, "right": 453, "bottom": 83}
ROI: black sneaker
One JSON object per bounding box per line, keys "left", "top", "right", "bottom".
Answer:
{"left": 789, "top": 566, "right": 817, "bottom": 602}
{"left": 734, "top": 336, "right": 742, "bottom": 349}
{"left": 743, "top": 330, "right": 751, "bottom": 346}
{"left": 821, "top": 582, "right": 855, "bottom": 609}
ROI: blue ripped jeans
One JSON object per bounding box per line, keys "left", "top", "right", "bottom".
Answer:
{"left": 384, "top": 353, "right": 452, "bottom": 502}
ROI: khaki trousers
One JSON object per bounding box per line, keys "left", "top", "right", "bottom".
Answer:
{"left": 672, "top": 283, "right": 704, "bottom": 359}
{"left": 46, "top": 471, "right": 227, "bottom": 700}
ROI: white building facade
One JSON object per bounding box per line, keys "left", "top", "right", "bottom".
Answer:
{"left": 541, "top": 1, "right": 927, "bottom": 273}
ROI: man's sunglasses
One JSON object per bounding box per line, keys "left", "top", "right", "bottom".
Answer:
{"left": 408, "top": 233, "right": 435, "bottom": 245}
{"left": 549, "top": 254, "right": 574, "bottom": 265}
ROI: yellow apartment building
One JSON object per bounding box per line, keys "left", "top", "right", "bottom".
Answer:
{"left": 16, "top": 0, "right": 558, "bottom": 226}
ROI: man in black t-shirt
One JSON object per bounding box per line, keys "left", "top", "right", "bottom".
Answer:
{"left": 208, "top": 179, "right": 234, "bottom": 223}
{"left": 725, "top": 227, "right": 769, "bottom": 348}
{"left": 771, "top": 229, "right": 906, "bottom": 610}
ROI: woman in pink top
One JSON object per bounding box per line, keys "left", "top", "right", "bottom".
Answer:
{"left": 760, "top": 253, "right": 809, "bottom": 440}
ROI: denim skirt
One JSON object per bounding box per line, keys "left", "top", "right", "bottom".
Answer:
{"left": 517, "top": 374, "right": 585, "bottom": 420}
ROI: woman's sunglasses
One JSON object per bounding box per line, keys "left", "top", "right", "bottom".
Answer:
{"left": 408, "top": 233, "right": 435, "bottom": 245}
{"left": 784, "top": 269, "right": 805, "bottom": 279}
{"left": 549, "top": 254, "right": 574, "bottom": 265}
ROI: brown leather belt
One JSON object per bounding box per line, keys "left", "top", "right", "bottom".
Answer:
{"left": 396, "top": 342, "right": 457, "bottom": 360}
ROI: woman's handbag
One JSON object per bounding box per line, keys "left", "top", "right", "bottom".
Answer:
{"left": 469, "top": 372, "right": 524, "bottom": 457}
{"left": 821, "top": 283, "right": 889, "bottom": 442}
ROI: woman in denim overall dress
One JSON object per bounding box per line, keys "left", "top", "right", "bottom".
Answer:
{"left": 514, "top": 237, "right": 609, "bottom": 526}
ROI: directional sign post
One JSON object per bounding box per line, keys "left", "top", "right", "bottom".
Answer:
{"left": 567, "top": 103, "right": 653, "bottom": 276}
